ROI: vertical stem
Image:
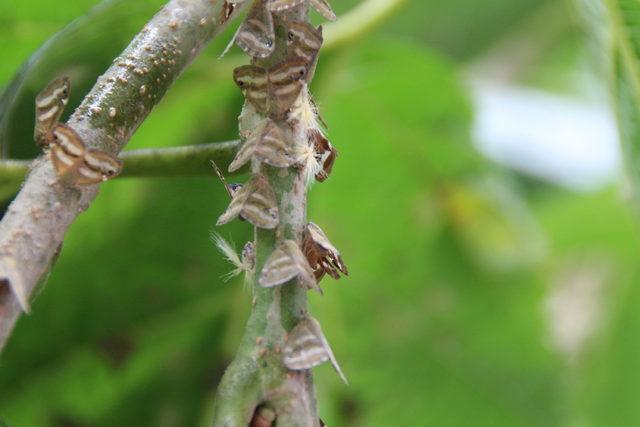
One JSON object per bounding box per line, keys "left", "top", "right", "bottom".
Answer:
{"left": 211, "top": 3, "right": 319, "bottom": 427}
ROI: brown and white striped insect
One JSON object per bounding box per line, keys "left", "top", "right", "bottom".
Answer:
{"left": 302, "top": 222, "right": 348, "bottom": 281}
{"left": 269, "top": 0, "right": 337, "bottom": 21}
{"left": 233, "top": 59, "right": 308, "bottom": 118}
{"left": 48, "top": 124, "right": 122, "bottom": 186}
{"left": 226, "top": 0, "right": 275, "bottom": 58}
{"left": 287, "top": 22, "right": 323, "bottom": 80}
{"left": 283, "top": 316, "right": 347, "bottom": 384}
{"left": 311, "top": 129, "right": 336, "bottom": 182}
{"left": 228, "top": 119, "right": 296, "bottom": 172}
{"left": 217, "top": 173, "right": 279, "bottom": 229}
{"left": 35, "top": 77, "right": 122, "bottom": 185}
{"left": 259, "top": 239, "right": 319, "bottom": 292}
{"left": 34, "top": 76, "right": 70, "bottom": 147}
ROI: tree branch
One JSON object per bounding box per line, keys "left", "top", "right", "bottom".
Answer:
{"left": 211, "top": 4, "right": 321, "bottom": 426}
{"left": 0, "top": 140, "right": 241, "bottom": 191}
{"left": 0, "top": 0, "right": 249, "bottom": 352}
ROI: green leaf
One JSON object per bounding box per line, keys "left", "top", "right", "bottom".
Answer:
{"left": 310, "top": 38, "right": 563, "bottom": 426}
{"left": 0, "top": 294, "right": 228, "bottom": 426}
{"left": 604, "top": 0, "right": 640, "bottom": 209}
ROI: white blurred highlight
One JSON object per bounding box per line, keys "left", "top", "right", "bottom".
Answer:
{"left": 471, "top": 81, "right": 622, "bottom": 192}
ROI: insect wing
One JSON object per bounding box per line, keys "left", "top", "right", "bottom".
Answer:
{"left": 287, "top": 22, "right": 323, "bottom": 64}
{"left": 75, "top": 149, "right": 122, "bottom": 185}
{"left": 310, "top": 0, "right": 336, "bottom": 21}
{"left": 229, "top": 120, "right": 295, "bottom": 171}
{"left": 218, "top": 174, "right": 279, "bottom": 228}
{"left": 34, "top": 76, "right": 71, "bottom": 146}
{"left": 306, "top": 222, "right": 348, "bottom": 276}
{"left": 306, "top": 317, "right": 347, "bottom": 383}
{"left": 49, "top": 124, "right": 85, "bottom": 179}
{"left": 228, "top": 121, "right": 266, "bottom": 172}
{"left": 255, "top": 120, "right": 296, "bottom": 167}
{"left": 241, "top": 174, "right": 279, "bottom": 228}
{"left": 259, "top": 244, "right": 299, "bottom": 287}
{"left": 269, "top": 0, "right": 305, "bottom": 12}
{"left": 283, "top": 240, "right": 318, "bottom": 291}
{"left": 228, "top": 138, "right": 257, "bottom": 173}
{"left": 234, "top": 65, "right": 269, "bottom": 114}
{"left": 283, "top": 319, "right": 329, "bottom": 369}
{"left": 259, "top": 240, "right": 317, "bottom": 290}
{"left": 235, "top": 0, "right": 275, "bottom": 58}
{"left": 283, "top": 317, "right": 348, "bottom": 383}
{"left": 217, "top": 180, "right": 250, "bottom": 225}
{"left": 268, "top": 59, "right": 307, "bottom": 118}
{"left": 311, "top": 130, "right": 336, "bottom": 182}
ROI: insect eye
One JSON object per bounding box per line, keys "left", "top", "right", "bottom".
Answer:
{"left": 62, "top": 90, "right": 68, "bottom": 97}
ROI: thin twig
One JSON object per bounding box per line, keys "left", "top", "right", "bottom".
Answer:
{"left": 0, "top": 140, "right": 241, "bottom": 191}
{"left": 0, "top": 0, "right": 249, "bottom": 352}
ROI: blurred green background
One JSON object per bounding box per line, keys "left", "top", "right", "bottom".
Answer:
{"left": 2, "top": 0, "right": 639, "bottom": 426}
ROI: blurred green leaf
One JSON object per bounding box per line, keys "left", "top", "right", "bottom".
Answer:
{"left": 310, "top": 38, "right": 563, "bottom": 426}
{"left": 0, "top": 293, "right": 227, "bottom": 426}
{"left": 438, "top": 176, "right": 546, "bottom": 273}
{"left": 603, "top": 0, "right": 640, "bottom": 210}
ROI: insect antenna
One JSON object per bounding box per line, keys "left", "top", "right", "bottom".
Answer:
{"left": 210, "top": 160, "right": 235, "bottom": 198}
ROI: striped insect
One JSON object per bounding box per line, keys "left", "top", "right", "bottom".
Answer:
{"left": 34, "top": 77, "right": 122, "bottom": 185}
{"left": 34, "top": 76, "right": 71, "bottom": 147}
{"left": 310, "top": 129, "right": 336, "bottom": 182}
{"left": 287, "top": 22, "right": 323, "bottom": 80}
{"left": 259, "top": 239, "right": 319, "bottom": 292}
{"left": 302, "top": 222, "right": 348, "bottom": 281}
{"left": 233, "top": 59, "right": 308, "bottom": 118}
{"left": 226, "top": 0, "right": 275, "bottom": 58}
{"left": 49, "top": 124, "right": 122, "bottom": 186}
{"left": 269, "top": 0, "right": 336, "bottom": 21}
{"left": 216, "top": 173, "right": 279, "bottom": 229}
{"left": 228, "top": 119, "right": 296, "bottom": 172}
{"left": 283, "top": 316, "right": 347, "bottom": 384}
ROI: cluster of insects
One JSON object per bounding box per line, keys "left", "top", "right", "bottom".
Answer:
{"left": 215, "top": 0, "right": 347, "bottom": 382}
{"left": 34, "top": 77, "right": 122, "bottom": 186}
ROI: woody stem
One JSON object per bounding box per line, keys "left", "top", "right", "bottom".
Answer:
{"left": 0, "top": 0, "right": 249, "bottom": 352}
{"left": 210, "top": 4, "right": 319, "bottom": 427}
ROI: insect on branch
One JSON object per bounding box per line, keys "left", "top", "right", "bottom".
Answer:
{"left": 0, "top": 0, "right": 249, "bottom": 352}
